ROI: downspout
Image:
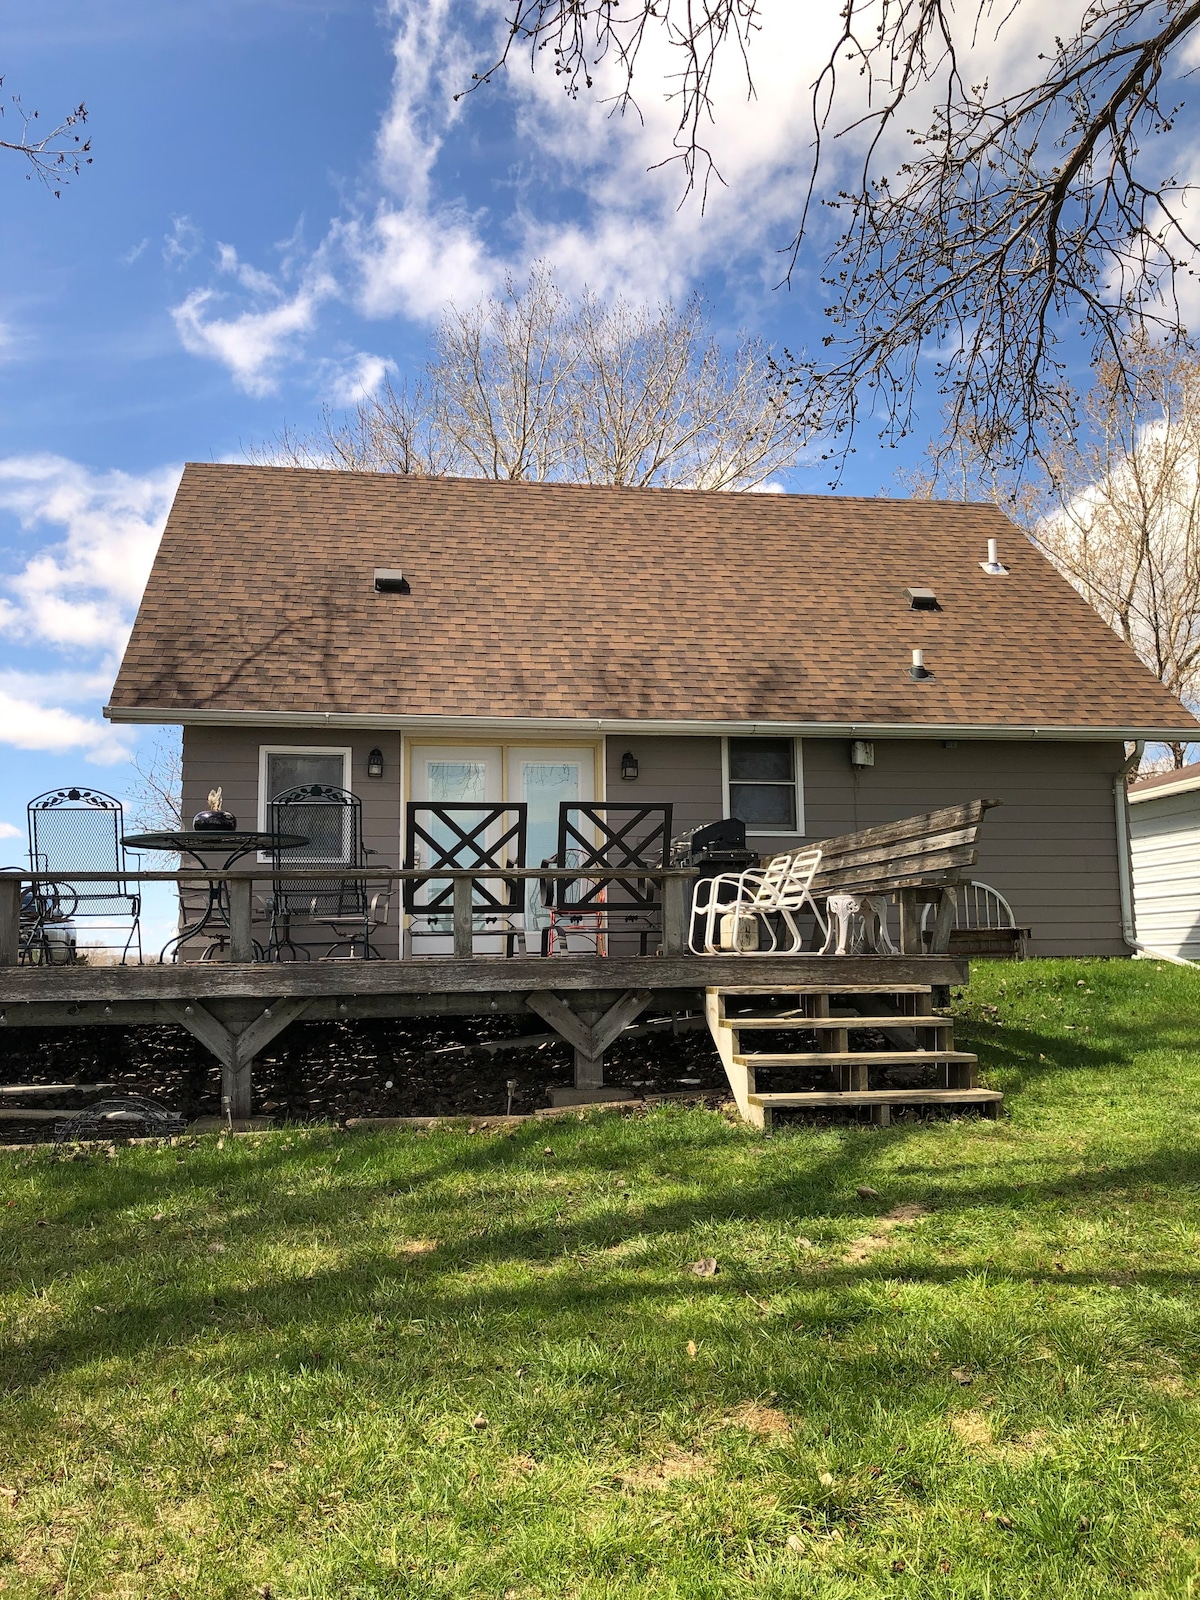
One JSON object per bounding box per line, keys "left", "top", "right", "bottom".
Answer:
{"left": 1114, "top": 742, "right": 1200, "bottom": 966}
{"left": 1114, "top": 741, "right": 1143, "bottom": 949}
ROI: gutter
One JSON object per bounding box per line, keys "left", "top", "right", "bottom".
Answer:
{"left": 101, "top": 705, "right": 1200, "bottom": 743}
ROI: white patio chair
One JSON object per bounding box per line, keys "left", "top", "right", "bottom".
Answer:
{"left": 690, "top": 846, "right": 826, "bottom": 955}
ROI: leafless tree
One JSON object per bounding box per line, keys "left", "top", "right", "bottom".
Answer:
{"left": 483, "top": 1, "right": 1200, "bottom": 476}
{"left": 913, "top": 338, "right": 1200, "bottom": 767}
{"left": 256, "top": 266, "right": 803, "bottom": 489}
{"left": 129, "top": 734, "right": 184, "bottom": 835}
{"left": 0, "top": 77, "right": 90, "bottom": 196}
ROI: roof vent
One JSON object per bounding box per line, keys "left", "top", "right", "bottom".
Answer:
{"left": 907, "top": 587, "right": 941, "bottom": 611}
{"left": 980, "top": 538, "right": 1008, "bottom": 575}
{"left": 909, "top": 648, "right": 934, "bottom": 681}
{"left": 374, "top": 568, "right": 411, "bottom": 595}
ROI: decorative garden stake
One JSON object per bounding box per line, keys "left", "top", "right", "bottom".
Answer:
{"left": 193, "top": 787, "right": 237, "bottom": 831}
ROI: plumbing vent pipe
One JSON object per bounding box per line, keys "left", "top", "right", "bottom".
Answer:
{"left": 909, "top": 648, "right": 933, "bottom": 680}
{"left": 981, "top": 538, "right": 1009, "bottom": 575}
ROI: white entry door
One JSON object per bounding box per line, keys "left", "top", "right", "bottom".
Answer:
{"left": 506, "top": 747, "right": 596, "bottom": 941}
{"left": 408, "top": 746, "right": 505, "bottom": 952}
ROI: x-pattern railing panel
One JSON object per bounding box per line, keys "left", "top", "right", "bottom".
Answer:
{"left": 404, "top": 803, "right": 528, "bottom": 914}
{"left": 556, "top": 803, "right": 673, "bottom": 913}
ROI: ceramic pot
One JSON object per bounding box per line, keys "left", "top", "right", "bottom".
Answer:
{"left": 192, "top": 809, "right": 237, "bottom": 831}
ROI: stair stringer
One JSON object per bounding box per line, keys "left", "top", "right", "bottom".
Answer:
{"left": 705, "top": 988, "right": 763, "bottom": 1128}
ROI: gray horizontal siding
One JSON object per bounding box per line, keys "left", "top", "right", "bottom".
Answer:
{"left": 610, "top": 734, "right": 1128, "bottom": 957}
{"left": 182, "top": 727, "right": 403, "bottom": 958}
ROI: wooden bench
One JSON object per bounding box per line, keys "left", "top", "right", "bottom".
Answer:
{"left": 797, "top": 800, "right": 999, "bottom": 955}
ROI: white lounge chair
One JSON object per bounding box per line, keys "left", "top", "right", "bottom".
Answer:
{"left": 690, "top": 846, "right": 826, "bottom": 955}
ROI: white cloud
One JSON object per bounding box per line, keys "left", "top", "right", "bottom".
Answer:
{"left": 0, "top": 456, "right": 178, "bottom": 763}
{"left": 319, "top": 350, "right": 397, "bottom": 405}
{"left": 0, "top": 690, "right": 131, "bottom": 763}
{"left": 167, "top": 0, "right": 1109, "bottom": 391}
{"left": 0, "top": 455, "right": 180, "bottom": 654}
{"left": 0, "top": 821, "right": 20, "bottom": 840}
{"left": 163, "top": 214, "right": 202, "bottom": 266}
{"left": 352, "top": 207, "right": 497, "bottom": 319}
{"left": 171, "top": 273, "right": 336, "bottom": 396}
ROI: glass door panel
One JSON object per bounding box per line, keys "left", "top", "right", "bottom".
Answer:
{"left": 408, "top": 746, "right": 504, "bottom": 952}
{"left": 506, "top": 747, "right": 596, "bottom": 935}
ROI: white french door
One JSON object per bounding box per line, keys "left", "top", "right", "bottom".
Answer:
{"left": 506, "top": 747, "right": 597, "bottom": 935}
{"left": 406, "top": 743, "right": 597, "bottom": 953}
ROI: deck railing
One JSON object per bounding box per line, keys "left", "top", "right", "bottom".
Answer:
{"left": 0, "top": 867, "right": 700, "bottom": 966}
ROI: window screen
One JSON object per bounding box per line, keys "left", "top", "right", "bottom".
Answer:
{"left": 266, "top": 751, "right": 347, "bottom": 801}
{"left": 728, "top": 738, "right": 797, "bottom": 830}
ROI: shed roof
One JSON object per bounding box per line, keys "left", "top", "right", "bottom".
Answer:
{"left": 1129, "top": 763, "right": 1200, "bottom": 802}
{"left": 107, "top": 463, "right": 1199, "bottom": 736}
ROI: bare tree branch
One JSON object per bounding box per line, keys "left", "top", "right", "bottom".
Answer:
{"left": 0, "top": 76, "right": 90, "bottom": 196}
{"left": 490, "top": 0, "right": 1200, "bottom": 475}
{"left": 912, "top": 335, "right": 1200, "bottom": 767}
{"left": 252, "top": 266, "right": 804, "bottom": 490}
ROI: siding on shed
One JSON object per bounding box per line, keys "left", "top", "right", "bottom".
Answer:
{"left": 609, "top": 734, "right": 1128, "bottom": 956}
{"left": 1129, "top": 789, "right": 1200, "bottom": 959}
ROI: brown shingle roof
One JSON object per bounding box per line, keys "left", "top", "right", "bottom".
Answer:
{"left": 107, "top": 463, "right": 1199, "bottom": 732}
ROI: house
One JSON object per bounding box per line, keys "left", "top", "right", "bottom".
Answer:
{"left": 106, "top": 463, "right": 1199, "bottom": 957}
{"left": 1128, "top": 764, "right": 1200, "bottom": 962}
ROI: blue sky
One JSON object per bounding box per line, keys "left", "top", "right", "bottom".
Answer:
{"left": 0, "top": 0, "right": 1126, "bottom": 866}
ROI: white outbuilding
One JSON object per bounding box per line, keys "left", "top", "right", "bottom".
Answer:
{"left": 1128, "top": 764, "right": 1200, "bottom": 961}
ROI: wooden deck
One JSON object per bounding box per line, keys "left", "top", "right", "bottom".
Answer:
{"left": 0, "top": 953, "right": 968, "bottom": 1122}
{"left": 1, "top": 867, "right": 978, "bottom": 1125}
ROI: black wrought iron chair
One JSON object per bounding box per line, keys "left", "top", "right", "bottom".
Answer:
{"left": 267, "top": 784, "right": 390, "bottom": 959}
{"left": 26, "top": 788, "right": 141, "bottom": 963}
{"left": 546, "top": 803, "right": 673, "bottom": 956}
{"left": 404, "top": 802, "right": 527, "bottom": 956}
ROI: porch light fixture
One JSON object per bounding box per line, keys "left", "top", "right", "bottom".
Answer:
{"left": 909, "top": 648, "right": 934, "bottom": 681}
{"left": 367, "top": 747, "right": 385, "bottom": 779}
{"left": 620, "top": 750, "right": 639, "bottom": 781}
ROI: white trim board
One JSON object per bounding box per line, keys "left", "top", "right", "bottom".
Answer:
{"left": 105, "top": 705, "right": 1200, "bottom": 742}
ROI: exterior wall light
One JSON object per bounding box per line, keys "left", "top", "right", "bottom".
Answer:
{"left": 367, "top": 747, "right": 385, "bottom": 779}
{"left": 620, "top": 751, "right": 639, "bottom": 782}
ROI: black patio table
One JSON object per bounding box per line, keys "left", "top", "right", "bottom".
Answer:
{"left": 122, "top": 830, "right": 308, "bottom": 963}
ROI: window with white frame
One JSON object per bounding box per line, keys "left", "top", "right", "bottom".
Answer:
{"left": 258, "top": 746, "right": 352, "bottom": 860}
{"left": 726, "top": 737, "right": 802, "bottom": 833}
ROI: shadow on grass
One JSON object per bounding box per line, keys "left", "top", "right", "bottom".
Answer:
{"left": 4, "top": 1105, "right": 1200, "bottom": 1393}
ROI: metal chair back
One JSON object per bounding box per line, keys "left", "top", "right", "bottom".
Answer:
{"left": 27, "top": 788, "right": 135, "bottom": 915}
{"left": 26, "top": 788, "right": 141, "bottom": 961}
{"left": 269, "top": 784, "right": 369, "bottom": 922}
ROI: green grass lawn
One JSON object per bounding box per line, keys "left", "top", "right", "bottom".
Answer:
{"left": 3, "top": 958, "right": 1200, "bottom": 1598}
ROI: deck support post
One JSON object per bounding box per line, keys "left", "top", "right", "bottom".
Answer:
{"left": 526, "top": 988, "right": 653, "bottom": 1090}
{"left": 161, "top": 997, "right": 313, "bottom": 1121}
{"left": 661, "top": 875, "right": 690, "bottom": 956}
{"left": 227, "top": 878, "right": 255, "bottom": 964}
{"left": 452, "top": 877, "right": 474, "bottom": 959}
{"left": 0, "top": 875, "right": 20, "bottom": 966}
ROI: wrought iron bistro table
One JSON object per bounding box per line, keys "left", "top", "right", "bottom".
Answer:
{"left": 122, "top": 830, "right": 308, "bottom": 963}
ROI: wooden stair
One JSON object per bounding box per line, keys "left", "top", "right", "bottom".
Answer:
{"left": 705, "top": 983, "right": 1001, "bottom": 1128}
